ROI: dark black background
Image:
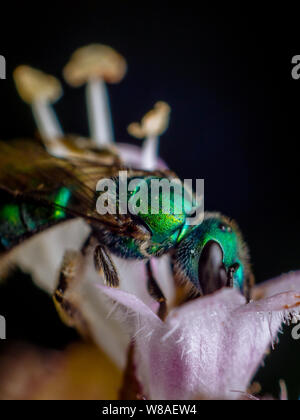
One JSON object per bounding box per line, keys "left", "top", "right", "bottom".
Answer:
{"left": 1, "top": 3, "right": 300, "bottom": 399}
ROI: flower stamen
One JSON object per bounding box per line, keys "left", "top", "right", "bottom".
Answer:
{"left": 128, "top": 101, "right": 171, "bottom": 170}
{"left": 13, "top": 65, "right": 67, "bottom": 156}
{"left": 63, "top": 44, "right": 127, "bottom": 146}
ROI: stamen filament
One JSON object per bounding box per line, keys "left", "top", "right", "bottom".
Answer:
{"left": 86, "top": 78, "right": 114, "bottom": 145}
{"left": 32, "top": 100, "right": 63, "bottom": 141}
{"left": 142, "top": 135, "right": 158, "bottom": 170}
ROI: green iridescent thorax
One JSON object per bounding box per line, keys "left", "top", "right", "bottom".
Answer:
{"left": 98, "top": 175, "right": 196, "bottom": 260}
{"left": 127, "top": 176, "right": 194, "bottom": 247}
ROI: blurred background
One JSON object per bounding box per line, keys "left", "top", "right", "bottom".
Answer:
{"left": 0, "top": 3, "right": 300, "bottom": 399}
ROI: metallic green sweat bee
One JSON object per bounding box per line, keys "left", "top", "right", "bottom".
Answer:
{"left": 0, "top": 137, "right": 253, "bottom": 319}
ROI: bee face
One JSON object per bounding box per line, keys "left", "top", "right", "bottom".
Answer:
{"left": 173, "top": 213, "right": 253, "bottom": 299}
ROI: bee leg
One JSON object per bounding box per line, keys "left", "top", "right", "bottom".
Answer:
{"left": 227, "top": 262, "right": 240, "bottom": 288}
{"left": 244, "top": 272, "right": 255, "bottom": 303}
{"left": 146, "top": 260, "right": 167, "bottom": 320}
{"left": 53, "top": 233, "right": 99, "bottom": 337}
{"left": 53, "top": 249, "right": 91, "bottom": 339}
{"left": 94, "top": 245, "right": 120, "bottom": 287}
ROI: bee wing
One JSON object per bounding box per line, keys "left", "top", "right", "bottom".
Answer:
{"left": 0, "top": 139, "right": 159, "bottom": 254}
{"left": 0, "top": 138, "right": 178, "bottom": 259}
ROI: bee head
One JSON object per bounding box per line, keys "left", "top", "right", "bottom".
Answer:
{"left": 173, "top": 213, "right": 253, "bottom": 300}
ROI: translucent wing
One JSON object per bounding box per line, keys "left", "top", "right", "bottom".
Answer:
{"left": 0, "top": 138, "right": 170, "bottom": 254}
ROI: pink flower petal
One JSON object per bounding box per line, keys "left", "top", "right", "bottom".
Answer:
{"left": 253, "top": 271, "right": 300, "bottom": 300}
{"left": 97, "top": 284, "right": 162, "bottom": 333}
{"left": 239, "top": 291, "right": 300, "bottom": 314}
{"left": 135, "top": 289, "right": 247, "bottom": 400}
{"left": 97, "top": 285, "right": 300, "bottom": 400}
{"left": 117, "top": 143, "right": 167, "bottom": 170}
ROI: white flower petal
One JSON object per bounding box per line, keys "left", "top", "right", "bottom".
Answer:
{"left": 7, "top": 219, "right": 90, "bottom": 293}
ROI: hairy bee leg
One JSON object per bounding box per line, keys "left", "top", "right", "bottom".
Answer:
{"left": 94, "top": 245, "right": 120, "bottom": 287}
{"left": 146, "top": 260, "right": 167, "bottom": 321}
{"left": 245, "top": 272, "right": 255, "bottom": 303}
{"left": 53, "top": 249, "right": 90, "bottom": 339}
{"left": 227, "top": 261, "right": 254, "bottom": 303}
{"left": 227, "top": 262, "right": 240, "bottom": 288}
